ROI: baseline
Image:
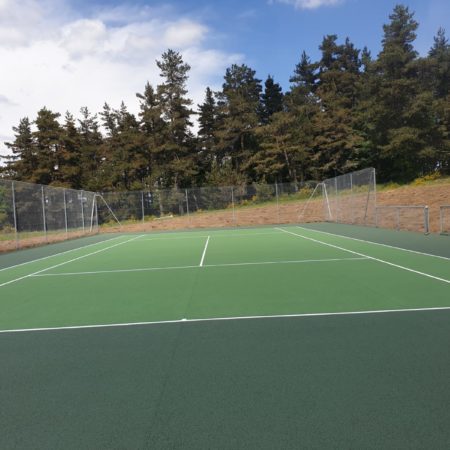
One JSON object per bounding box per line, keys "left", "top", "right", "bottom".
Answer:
{"left": 276, "top": 228, "right": 450, "bottom": 284}
{"left": 1, "top": 306, "right": 450, "bottom": 334}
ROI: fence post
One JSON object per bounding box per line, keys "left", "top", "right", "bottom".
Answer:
{"left": 424, "top": 206, "right": 429, "bottom": 235}
{"left": 275, "top": 183, "right": 280, "bottom": 224}
{"left": 350, "top": 173, "right": 354, "bottom": 224}
{"left": 396, "top": 207, "right": 400, "bottom": 231}
{"left": 185, "top": 189, "right": 190, "bottom": 223}
{"left": 141, "top": 191, "right": 145, "bottom": 223}
{"left": 95, "top": 196, "right": 99, "bottom": 231}
{"left": 231, "top": 187, "right": 236, "bottom": 225}
{"left": 11, "top": 181, "right": 19, "bottom": 249}
{"left": 80, "top": 190, "right": 85, "bottom": 232}
{"left": 41, "top": 186, "right": 47, "bottom": 242}
{"left": 334, "top": 177, "right": 339, "bottom": 223}
{"left": 63, "top": 189, "right": 68, "bottom": 237}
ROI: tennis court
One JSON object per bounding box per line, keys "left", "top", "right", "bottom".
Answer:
{"left": 1, "top": 223, "right": 450, "bottom": 448}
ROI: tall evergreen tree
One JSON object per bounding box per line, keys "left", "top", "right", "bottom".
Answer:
{"left": 3, "top": 118, "right": 35, "bottom": 180}
{"left": 260, "top": 76, "right": 284, "bottom": 123}
{"left": 60, "top": 112, "right": 82, "bottom": 188}
{"left": 197, "top": 87, "right": 219, "bottom": 180}
{"left": 428, "top": 28, "right": 450, "bottom": 99}
{"left": 155, "top": 49, "right": 196, "bottom": 187}
{"left": 136, "top": 82, "right": 166, "bottom": 187}
{"left": 100, "top": 102, "right": 144, "bottom": 190}
{"left": 312, "top": 36, "right": 363, "bottom": 177}
{"left": 370, "top": 4, "right": 429, "bottom": 181}
{"left": 290, "top": 51, "right": 318, "bottom": 95}
{"left": 78, "top": 107, "right": 104, "bottom": 191}
{"left": 33, "top": 107, "right": 62, "bottom": 185}
{"left": 215, "top": 64, "right": 262, "bottom": 178}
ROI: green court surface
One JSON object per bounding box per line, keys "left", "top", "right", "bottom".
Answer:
{"left": 1, "top": 223, "right": 449, "bottom": 449}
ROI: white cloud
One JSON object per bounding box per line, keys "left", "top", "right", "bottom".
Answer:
{"left": 272, "top": 0, "right": 343, "bottom": 10}
{"left": 0, "top": 0, "right": 242, "bottom": 156}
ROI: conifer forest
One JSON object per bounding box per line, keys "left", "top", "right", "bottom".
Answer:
{"left": 1, "top": 4, "right": 449, "bottom": 191}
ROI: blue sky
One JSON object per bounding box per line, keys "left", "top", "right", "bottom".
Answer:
{"left": 72, "top": 0, "right": 450, "bottom": 88}
{"left": 0, "top": 0, "right": 449, "bottom": 153}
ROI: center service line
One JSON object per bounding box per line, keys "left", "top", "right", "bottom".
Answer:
{"left": 199, "top": 236, "right": 210, "bottom": 267}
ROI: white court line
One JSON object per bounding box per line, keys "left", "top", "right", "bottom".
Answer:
{"left": 30, "top": 257, "right": 368, "bottom": 278}
{"left": 0, "top": 235, "right": 123, "bottom": 273}
{"left": 199, "top": 236, "right": 210, "bottom": 267}
{"left": 1, "top": 306, "right": 450, "bottom": 334}
{"left": 297, "top": 225, "right": 450, "bottom": 261}
{"left": 0, "top": 235, "right": 144, "bottom": 288}
{"left": 276, "top": 228, "right": 450, "bottom": 285}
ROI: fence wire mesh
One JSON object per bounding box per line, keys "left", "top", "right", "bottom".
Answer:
{"left": 321, "top": 168, "right": 377, "bottom": 226}
{"left": 0, "top": 179, "right": 98, "bottom": 252}
{"left": 440, "top": 206, "right": 450, "bottom": 235}
{"left": 375, "top": 205, "right": 429, "bottom": 233}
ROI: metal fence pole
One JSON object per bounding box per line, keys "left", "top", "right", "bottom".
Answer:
{"left": 275, "top": 183, "right": 280, "bottom": 224}
{"left": 11, "top": 181, "right": 19, "bottom": 249}
{"left": 396, "top": 207, "right": 400, "bottom": 231}
{"left": 231, "top": 187, "right": 236, "bottom": 225}
{"left": 41, "top": 186, "right": 47, "bottom": 242}
{"left": 424, "top": 206, "right": 429, "bottom": 235}
{"left": 141, "top": 191, "right": 145, "bottom": 223}
{"left": 80, "top": 190, "right": 85, "bottom": 232}
{"left": 373, "top": 169, "right": 377, "bottom": 225}
{"left": 350, "top": 173, "right": 354, "bottom": 224}
{"left": 185, "top": 189, "right": 190, "bottom": 223}
{"left": 95, "top": 196, "right": 99, "bottom": 231}
{"left": 334, "top": 177, "right": 339, "bottom": 223}
{"left": 63, "top": 189, "right": 68, "bottom": 237}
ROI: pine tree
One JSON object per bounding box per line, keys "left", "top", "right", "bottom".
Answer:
{"left": 311, "top": 36, "right": 363, "bottom": 177}
{"left": 59, "top": 112, "right": 82, "bottom": 188}
{"left": 78, "top": 107, "right": 104, "bottom": 191}
{"left": 370, "top": 4, "right": 426, "bottom": 181}
{"left": 260, "top": 76, "right": 284, "bottom": 123}
{"left": 33, "top": 107, "right": 62, "bottom": 185}
{"left": 290, "top": 51, "right": 318, "bottom": 95}
{"left": 136, "top": 82, "right": 166, "bottom": 187}
{"left": 197, "top": 87, "right": 219, "bottom": 181}
{"left": 100, "top": 102, "right": 144, "bottom": 190}
{"left": 215, "top": 64, "right": 262, "bottom": 179}
{"left": 2, "top": 118, "right": 35, "bottom": 180}
{"left": 155, "top": 49, "right": 196, "bottom": 187}
{"left": 428, "top": 28, "right": 450, "bottom": 99}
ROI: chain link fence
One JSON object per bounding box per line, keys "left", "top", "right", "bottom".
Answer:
{"left": 3, "top": 167, "right": 444, "bottom": 252}
{"left": 440, "top": 205, "right": 450, "bottom": 235}
{"left": 0, "top": 179, "right": 98, "bottom": 252}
